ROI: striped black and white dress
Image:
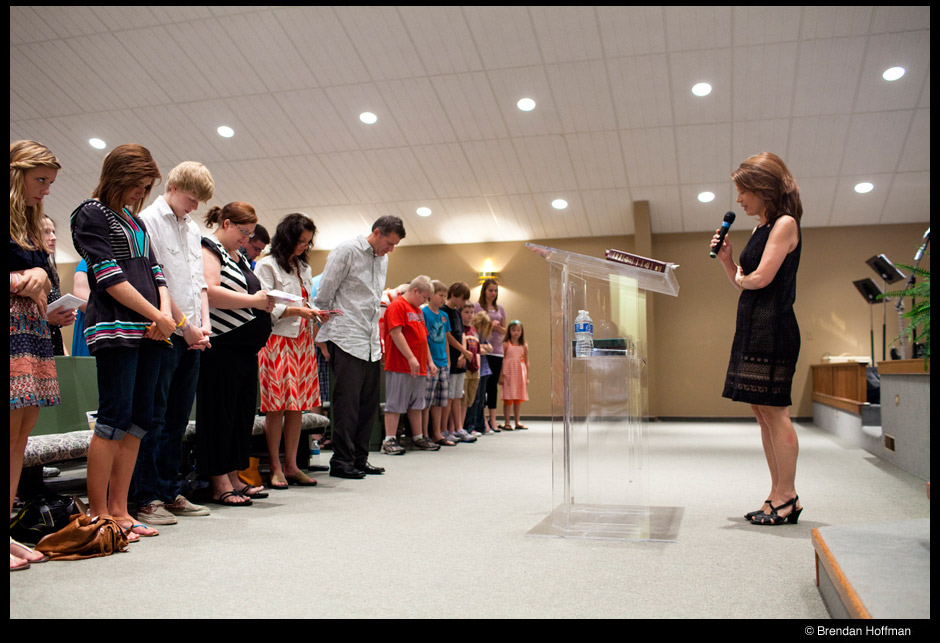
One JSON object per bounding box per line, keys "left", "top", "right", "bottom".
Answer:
{"left": 196, "top": 235, "right": 271, "bottom": 477}
{"left": 201, "top": 235, "right": 258, "bottom": 337}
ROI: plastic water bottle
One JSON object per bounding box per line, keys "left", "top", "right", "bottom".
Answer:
{"left": 574, "top": 310, "right": 594, "bottom": 357}
{"left": 309, "top": 437, "right": 321, "bottom": 468}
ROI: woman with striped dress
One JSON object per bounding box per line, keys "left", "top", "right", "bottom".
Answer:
{"left": 198, "top": 203, "right": 274, "bottom": 506}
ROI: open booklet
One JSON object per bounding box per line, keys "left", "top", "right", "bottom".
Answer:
{"left": 46, "top": 293, "right": 86, "bottom": 313}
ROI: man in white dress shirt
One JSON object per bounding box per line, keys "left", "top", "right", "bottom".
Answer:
{"left": 131, "top": 162, "right": 215, "bottom": 523}
{"left": 314, "top": 216, "right": 405, "bottom": 478}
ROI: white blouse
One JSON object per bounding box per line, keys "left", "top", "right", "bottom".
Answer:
{"left": 254, "top": 254, "right": 316, "bottom": 338}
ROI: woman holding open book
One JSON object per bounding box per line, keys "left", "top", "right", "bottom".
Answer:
{"left": 255, "top": 213, "right": 330, "bottom": 489}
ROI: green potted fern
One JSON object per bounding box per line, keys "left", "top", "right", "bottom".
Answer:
{"left": 881, "top": 259, "right": 930, "bottom": 368}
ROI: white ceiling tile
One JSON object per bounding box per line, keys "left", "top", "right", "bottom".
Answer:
{"left": 732, "top": 43, "right": 799, "bottom": 120}
{"left": 674, "top": 124, "right": 733, "bottom": 184}
{"left": 334, "top": 6, "right": 427, "bottom": 81}
{"left": 377, "top": 78, "right": 457, "bottom": 146}
{"left": 565, "top": 132, "right": 629, "bottom": 190}
{"left": 731, "top": 119, "right": 792, "bottom": 170}
{"left": 854, "top": 31, "right": 931, "bottom": 113}
{"left": 896, "top": 109, "right": 930, "bottom": 173}
{"left": 787, "top": 115, "right": 852, "bottom": 177}
{"left": 487, "top": 66, "right": 564, "bottom": 137}
{"left": 664, "top": 6, "right": 733, "bottom": 51}
{"left": 732, "top": 6, "right": 802, "bottom": 46}
{"left": 800, "top": 7, "right": 874, "bottom": 39}
{"left": 462, "top": 6, "right": 543, "bottom": 70}
{"left": 793, "top": 177, "right": 838, "bottom": 227}
{"left": 841, "top": 111, "right": 914, "bottom": 175}
{"left": 793, "top": 37, "right": 868, "bottom": 116}
{"left": 870, "top": 6, "right": 932, "bottom": 34}
{"left": 217, "top": 11, "right": 318, "bottom": 93}
{"left": 273, "top": 7, "right": 373, "bottom": 87}
{"left": 529, "top": 6, "right": 604, "bottom": 63}
{"left": 398, "top": 6, "right": 484, "bottom": 75}
{"left": 460, "top": 139, "right": 530, "bottom": 196}
{"left": 361, "top": 148, "right": 437, "bottom": 202}
{"left": 882, "top": 172, "right": 930, "bottom": 225}
{"left": 546, "top": 61, "right": 618, "bottom": 133}
{"left": 322, "top": 83, "right": 409, "bottom": 150}
{"left": 596, "top": 7, "right": 667, "bottom": 57}
{"left": 512, "top": 135, "right": 580, "bottom": 193}
{"left": 607, "top": 54, "right": 673, "bottom": 129}
{"left": 272, "top": 89, "right": 360, "bottom": 154}
{"left": 829, "top": 175, "right": 892, "bottom": 227}
{"left": 620, "top": 127, "right": 679, "bottom": 187}
{"left": 670, "top": 48, "right": 733, "bottom": 125}
{"left": 578, "top": 189, "right": 635, "bottom": 237}
{"left": 431, "top": 73, "right": 509, "bottom": 141}
{"left": 412, "top": 143, "right": 479, "bottom": 198}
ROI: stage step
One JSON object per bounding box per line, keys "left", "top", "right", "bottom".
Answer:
{"left": 812, "top": 519, "right": 930, "bottom": 619}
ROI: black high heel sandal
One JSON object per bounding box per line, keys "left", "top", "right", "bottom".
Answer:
{"left": 744, "top": 500, "right": 772, "bottom": 520}
{"left": 749, "top": 496, "right": 802, "bottom": 525}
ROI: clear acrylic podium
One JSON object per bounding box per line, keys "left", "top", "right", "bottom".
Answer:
{"left": 526, "top": 243, "right": 679, "bottom": 540}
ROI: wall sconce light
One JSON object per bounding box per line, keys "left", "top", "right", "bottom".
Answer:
{"left": 479, "top": 270, "right": 500, "bottom": 283}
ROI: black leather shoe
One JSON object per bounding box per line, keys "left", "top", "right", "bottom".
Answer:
{"left": 359, "top": 462, "right": 385, "bottom": 475}
{"left": 329, "top": 465, "right": 366, "bottom": 479}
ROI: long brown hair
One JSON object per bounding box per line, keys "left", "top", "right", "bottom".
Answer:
{"left": 732, "top": 152, "right": 802, "bottom": 224}
{"left": 92, "top": 143, "right": 162, "bottom": 217}
{"left": 478, "top": 278, "right": 499, "bottom": 309}
{"left": 10, "top": 140, "right": 61, "bottom": 251}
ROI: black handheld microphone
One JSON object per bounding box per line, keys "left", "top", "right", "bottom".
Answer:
{"left": 709, "top": 211, "right": 736, "bottom": 258}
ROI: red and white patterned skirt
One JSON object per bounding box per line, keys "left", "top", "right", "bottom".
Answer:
{"left": 258, "top": 323, "right": 320, "bottom": 412}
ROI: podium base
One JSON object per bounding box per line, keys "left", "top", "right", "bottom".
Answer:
{"left": 527, "top": 504, "right": 683, "bottom": 542}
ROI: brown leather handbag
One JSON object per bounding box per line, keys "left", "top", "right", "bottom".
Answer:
{"left": 34, "top": 513, "right": 130, "bottom": 560}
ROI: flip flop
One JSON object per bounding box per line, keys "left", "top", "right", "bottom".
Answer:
{"left": 127, "top": 523, "right": 159, "bottom": 537}
{"left": 209, "top": 491, "right": 252, "bottom": 507}
{"left": 11, "top": 538, "right": 49, "bottom": 564}
{"left": 434, "top": 438, "right": 457, "bottom": 447}
{"left": 11, "top": 554, "right": 30, "bottom": 572}
{"left": 235, "top": 485, "right": 269, "bottom": 499}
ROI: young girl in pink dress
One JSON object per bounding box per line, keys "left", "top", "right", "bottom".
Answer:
{"left": 499, "top": 320, "right": 529, "bottom": 430}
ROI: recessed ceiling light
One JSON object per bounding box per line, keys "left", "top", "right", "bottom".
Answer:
{"left": 416, "top": 207, "right": 432, "bottom": 217}
{"left": 691, "top": 82, "right": 712, "bottom": 97}
{"left": 854, "top": 182, "right": 874, "bottom": 194}
{"left": 697, "top": 191, "right": 715, "bottom": 203}
{"left": 359, "top": 112, "right": 378, "bottom": 124}
{"left": 551, "top": 198, "right": 568, "bottom": 210}
{"left": 517, "top": 97, "right": 536, "bottom": 112}
{"left": 88, "top": 138, "right": 106, "bottom": 150}
{"left": 882, "top": 66, "right": 906, "bottom": 81}
{"left": 217, "top": 125, "right": 235, "bottom": 138}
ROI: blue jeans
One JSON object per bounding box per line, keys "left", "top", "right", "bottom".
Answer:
{"left": 93, "top": 340, "right": 166, "bottom": 441}
{"left": 130, "top": 335, "right": 200, "bottom": 505}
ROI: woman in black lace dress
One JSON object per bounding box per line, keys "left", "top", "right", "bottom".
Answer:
{"left": 713, "top": 152, "right": 804, "bottom": 526}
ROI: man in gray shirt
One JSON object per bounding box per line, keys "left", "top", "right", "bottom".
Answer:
{"left": 315, "top": 216, "right": 405, "bottom": 478}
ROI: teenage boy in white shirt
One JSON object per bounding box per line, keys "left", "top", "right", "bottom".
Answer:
{"left": 130, "top": 162, "right": 218, "bottom": 524}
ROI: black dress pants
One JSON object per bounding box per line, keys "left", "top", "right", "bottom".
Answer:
{"left": 327, "top": 342, "right": 380, "bottom": 470}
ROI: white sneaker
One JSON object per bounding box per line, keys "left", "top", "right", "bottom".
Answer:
{"left": 165, "top": 494, "right": 210, "bottom": 517}
{"left": 135, "top": 500, "right": 178, "bottom": 525}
